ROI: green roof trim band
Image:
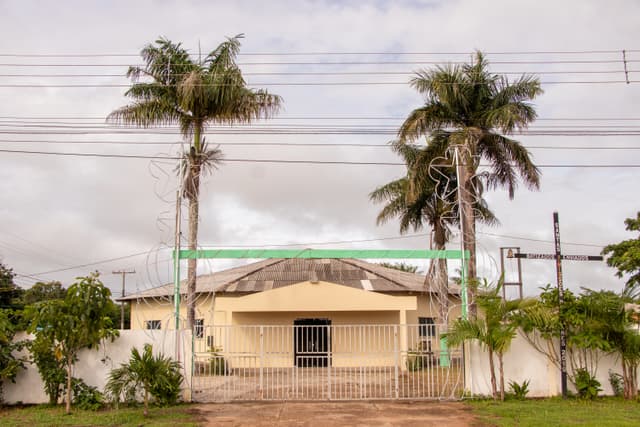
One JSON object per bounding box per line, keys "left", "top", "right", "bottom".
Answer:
{"left": 177, "top": 249, "right": 469, "bottom": 260}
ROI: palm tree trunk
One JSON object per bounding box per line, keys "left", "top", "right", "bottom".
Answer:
{"left": 65, "top": 357, "right": 72, "bottom": 414}
{"left": 427, "top": 222, "right": 449, "bottom": 325}
{"left": 488, "top": 348, "right": 497, "bottom": 399}
{"left": 144, "top": 389, "right": 149, "bottom": 417}
{"left": 186, "top": 125, "right": 203, "bottom": 330}
{"left": 498, "top": 351, "right": 505, "bottom": 401}
{"left": 457, "top": 149, "right": 478, "bottom": 318}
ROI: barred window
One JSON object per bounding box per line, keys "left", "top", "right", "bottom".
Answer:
{"left": 419, "top": 317, "right": 436, "bottom": 337}
{"left": 145, "top": 320, "right": 161, "bottom": 330}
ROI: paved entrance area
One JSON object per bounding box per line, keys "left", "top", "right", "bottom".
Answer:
{"left": 192, "top": 401, "right": 477, "bottom": 426}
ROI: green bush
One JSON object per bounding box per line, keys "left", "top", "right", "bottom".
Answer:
{"left": 608, "top": 370, "right": 624, "bottom": 397}
{"left": 575, "top": 368, "right": 602, "bottom": 400}
{"left": 508, "top": 379, "right": 530, "bottom": 400}
{"left": 105, "top": 344, "right": 183, "bottom": 416}
{"left": 67, "top": 378, "right": 104, "bottom": 411}
{"left": 210, "top": 353, "right": 231, "bottom": 376}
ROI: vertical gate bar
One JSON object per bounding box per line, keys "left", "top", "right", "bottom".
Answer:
{"left": 394, "top": 325, "right": 399, "bottom": 399}
{"left": 259, "top": 326, "right": 264, "bottom": 399}
{"left": 327, "top": 324, "right": 332, "bottom": 400}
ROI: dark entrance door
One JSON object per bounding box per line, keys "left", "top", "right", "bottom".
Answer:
{"left": 294, "top": 318, "right": 331, "bottom": 367}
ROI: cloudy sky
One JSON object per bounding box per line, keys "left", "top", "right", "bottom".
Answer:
{"left": 0, "top": 0, "right": 638, "bottom": 301}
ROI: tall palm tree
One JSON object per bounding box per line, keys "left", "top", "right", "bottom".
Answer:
{"left": 445, "top": 279, "right": 534, "bottom": 401}
{"left": 397, "top": 52, "right": 542, "bottom": 317}
{"left": 370, "top": 142, "right": 497, "bottom": 324}
{"left": 108, "top": 35, "right": 282, "bottom": 328}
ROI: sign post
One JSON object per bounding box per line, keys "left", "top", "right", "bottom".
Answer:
{"left": 507, "top": 212, "right": 603, "bottom": 398}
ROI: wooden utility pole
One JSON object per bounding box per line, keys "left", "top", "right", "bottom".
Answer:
{"left": 112, "top": 269, "right": 135, "bottom": 329}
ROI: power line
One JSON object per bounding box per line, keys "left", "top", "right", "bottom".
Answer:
{"left": 2, "top": 115, "right": 639, "bottom": 121}
{"left": 1, "top": 148, "right": 640, "bottom": 167}
{"left": 0, "top": 80, "right": 636, "bottom": 88}
{"left": 0, "top": 49, "right": 637, "bottom": 57}
{"left": 1, "top": 59, "right": 638, "bottom": 67}
{"left": 2, "top": 138, "right": 640, "bottom": 150}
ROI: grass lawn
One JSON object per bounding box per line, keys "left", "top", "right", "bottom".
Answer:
{"left": 469, "top": 397, "right": 640, "bottom": 427}
{"left": 0, "top": 404, "right": 200, "bottom": 427}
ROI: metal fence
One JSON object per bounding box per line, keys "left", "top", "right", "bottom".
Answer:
{"left": 191, "top": 324, "right": 463, "bottom": 402}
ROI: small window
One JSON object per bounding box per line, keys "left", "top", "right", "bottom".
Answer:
{"left": 146, "top": 320, "right": 161, "bottom": 330}
{"left": 419, "top": 317, "right": 436, "bottom": 337}
{"left": 195, "top": 318, "right": 204, "bottom": 338}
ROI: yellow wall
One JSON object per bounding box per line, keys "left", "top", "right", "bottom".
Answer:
{"left": 131, "top": 280, "right": 461, "bottom": 369}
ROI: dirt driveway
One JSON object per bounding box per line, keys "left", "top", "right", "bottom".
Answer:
{"left": 192, "top": 401, "right": 479, "bottom": 427}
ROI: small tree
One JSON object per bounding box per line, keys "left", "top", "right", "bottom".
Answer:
{"left": 28, "top": 272, "right": 118, "bottom": 413}
{"left": 603, "top": 212, "right": 640, "bottom": 299}
{"left": 445, "top": 279, "right": 534, "bottom": 400}
{"left": 21, "top": 281, "right": 66, "bottom": 305}
{"left": 0, "top": 309, "right": 25, "bottom": 403}
{"left": 105, "top": 344, "right": 183, "bottom": 416}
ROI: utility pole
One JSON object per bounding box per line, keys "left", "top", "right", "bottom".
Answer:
{"left": 112, "top": 269, "right": 135, "bottom": 329}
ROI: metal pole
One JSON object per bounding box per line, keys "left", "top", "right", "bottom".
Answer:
{"left": 553, "top": 212, "right": 568, "bottom": 398}
{"left": 454, "top": 147, "right": 468, "bottom": 320}
{"left": 174, "top": 163, "right": 183, "bottom": 360}
{"left": 112, "top": 270, "right": 135, "bottom": 329}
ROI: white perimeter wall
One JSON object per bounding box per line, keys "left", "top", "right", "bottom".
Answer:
{"left": 4, "top": 329, "right": 632, "bottom": 403}
{"left": 465, "top": 333, "right": 622, "bottom": 397}
{"left": 4, "top": 330, "right": 192, "bottom": 405}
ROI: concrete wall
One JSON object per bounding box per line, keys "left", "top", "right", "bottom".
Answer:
{"left": 3, "top": 330, "right": 190, "bottom": 405}
{"left": 464, "top": 333, "right": 623, "bottom": 397}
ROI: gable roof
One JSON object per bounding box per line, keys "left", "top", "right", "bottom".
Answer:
{"left": 119, "top": 258, "right": 460, "bottom": 301}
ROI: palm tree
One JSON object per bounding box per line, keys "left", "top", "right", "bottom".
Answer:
{"left": 397, "top": 52, "right": 542, "bottom": 317}
{"left": 108, "top": 35, "right": 282, "bottom": 328}
{"left": 445, "top": 279, "right": 534, "bottom": 400}
{"left": 370, "top": 142, "right": 497, "bottom": 324}
{"left": 105, "top": 344, "right": 183, "bottom": 416}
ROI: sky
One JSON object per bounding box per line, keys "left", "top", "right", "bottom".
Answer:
{"left": 0, "top": 0, "right": 638, "bottom": 302}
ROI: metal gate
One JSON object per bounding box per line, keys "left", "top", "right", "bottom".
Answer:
{"left": 191, "top": 324, "right": 463, "bottom": 402}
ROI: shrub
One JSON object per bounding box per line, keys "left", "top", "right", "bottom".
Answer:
{"left": 66, "top": 378, "right": 103, "bottom": 411}
{"left": 105, "top": 344, "right": 183, "bottom": 416}
{"left": 508, "top": 379, "right": 530, "bottom": 400}
{"left": 608, "top": 370, "right": 624, "bottom": 397}
{"left": 574, "top": 368, "right": 602, "bottom": 400}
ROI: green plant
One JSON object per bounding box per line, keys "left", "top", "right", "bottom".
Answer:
{"left": 508, "top": 379, "right": 530, "bottom": 400}
{"left": 445, "top": 278, "right": 535, "bottom": 401}
{"left": 0, "top": 309, "right": 25, "bottom": 403}
{"left": 65, "top": 378, "right": 103, "bottom": 411}
{"left": 608, "top": 370, "right": 624, "bottom": 397}
{"left": 28, "top": 334, "right": 67, "bottom": 405}
{"left": 575, "top": 368, "right": 602, "bottom": 400}
{"left": 105, "top": 344, "right": 183, "bottom": 416}
{"left": 209, "top": 346, "right": 230, "bottom": 376}
{"left": 406, "top": 341, "right": 433, "bottom": 371}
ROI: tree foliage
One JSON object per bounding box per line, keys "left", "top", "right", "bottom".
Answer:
{"left": 370, "top": 142, "right": 497, "bottom": 323}
{"left": 0, "top": 309, "right": 25, "bottom": 403}
{"left": 396, "top": 52, "right": 542, "bottom": 316}
{"left": 445, "top": 279, "right": 534, "bottom": 400}
{"left": 27, "top": 272, "right": 119, "bottom": 413}
{"left": 603, "top": 212, "right": 640, "bottom": 299}
{"left": 108, "top": 35, "right": 282, "bottom": 328}
{"left": 21, "top": 281, "right": 66, "bottom": 305}
{"left": 0, "top": 263, "right": 23, "bottom": 311}
{"left": 105, "top": 344, "right": 183, "bottom": 416}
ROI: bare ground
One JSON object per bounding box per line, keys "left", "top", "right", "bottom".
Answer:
{"left": 191, "top": 401, "right": 480, "bottom": 427}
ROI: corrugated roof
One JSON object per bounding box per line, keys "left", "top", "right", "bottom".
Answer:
{"left": 119, "top": 258, "right": 460, "bottom": 301}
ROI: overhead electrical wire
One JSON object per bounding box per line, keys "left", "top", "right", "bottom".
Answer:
{"left": 1, "top": 148, "right": 639, "bottom": 167}
{"left": 2, "top": 138, "right": 640, "bottom": 150}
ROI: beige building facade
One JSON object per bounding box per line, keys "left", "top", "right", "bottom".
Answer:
{"left": 122, "top": 258, "right": 461, "bottom": 369}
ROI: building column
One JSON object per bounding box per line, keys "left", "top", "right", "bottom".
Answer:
{"left": 399, "top": 309, "right": 408, "bottom": 371}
